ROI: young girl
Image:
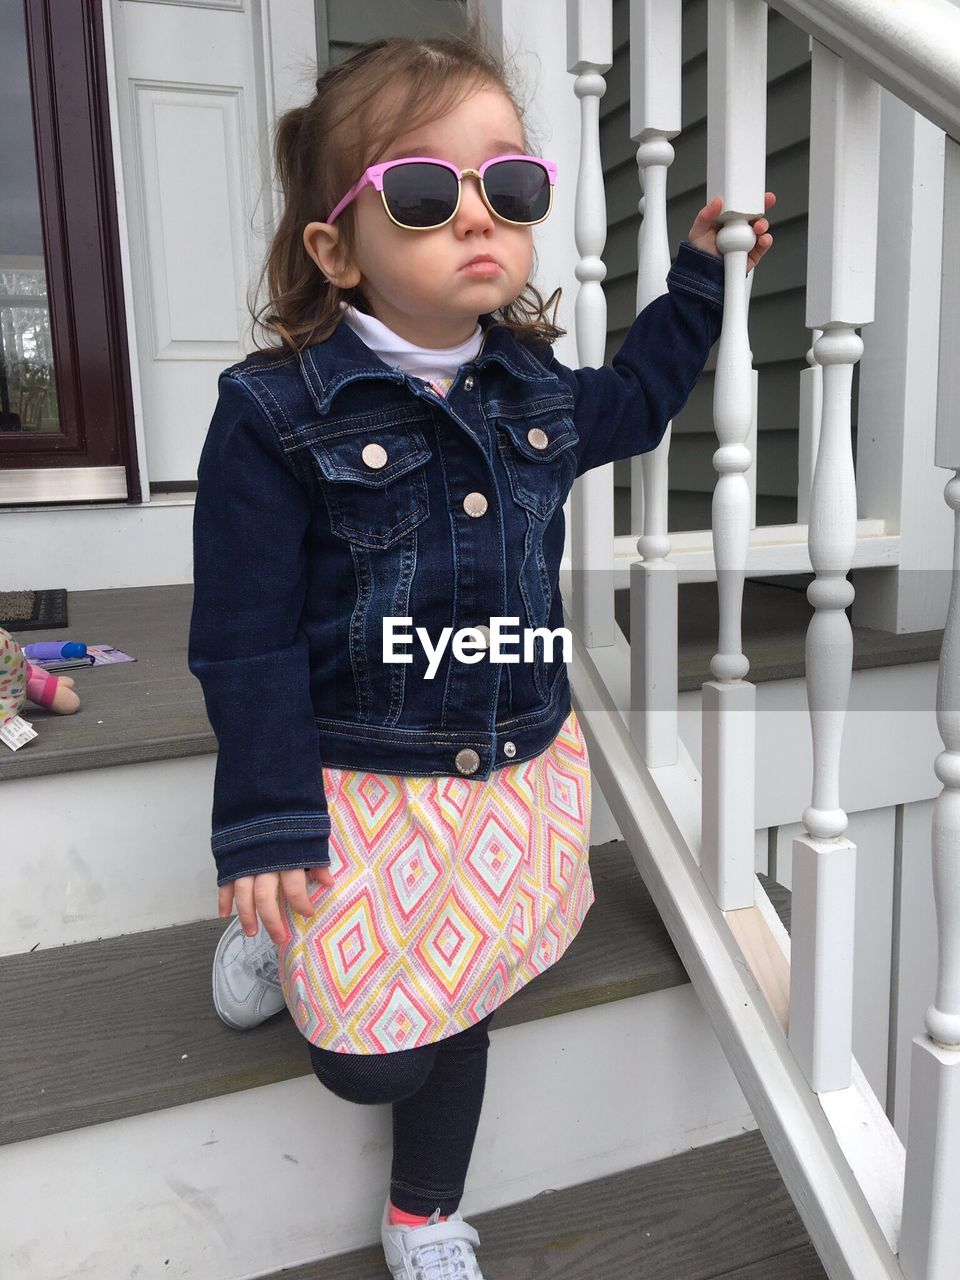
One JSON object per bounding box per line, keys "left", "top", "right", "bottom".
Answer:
{"left": 189, "top": 30, "right": 773, "bottom": 1279}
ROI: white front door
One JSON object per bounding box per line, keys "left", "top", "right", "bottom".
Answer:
{"left": 109, "top": 0, "right": 316, "bottom": 487}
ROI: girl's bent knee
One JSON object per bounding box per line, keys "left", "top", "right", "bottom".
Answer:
{"left": 308, "top": 1043, "right": 435, "bottom": 1104}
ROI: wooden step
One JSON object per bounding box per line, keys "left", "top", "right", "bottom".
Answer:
{"left": 260, "top": 1128, "right": 826, "bottom": 1280}
{"left": 4, "top": 844, "right": 792, "bottom": 1146}
{"left": 616, "top": 577, "right": 943, "bottom": 692}
{"left": 2, "top": 584, "right": 209, "bottom": 781}
{"left": 4, "top": 581, "right": 940, "bottom": 780}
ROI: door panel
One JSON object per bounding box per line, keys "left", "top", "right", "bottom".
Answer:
{"left": 111, "top": 0, "right": 274, "bottom": 484}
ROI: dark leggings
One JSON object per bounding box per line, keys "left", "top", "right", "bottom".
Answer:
{"left": 307, "top": 1011, "right": 495, "bottom": 1217}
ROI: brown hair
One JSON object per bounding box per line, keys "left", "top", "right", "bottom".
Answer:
{"left": 248, "top": 25, "right": 564, "bottom": 355}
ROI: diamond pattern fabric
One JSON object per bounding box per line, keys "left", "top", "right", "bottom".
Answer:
{"left": 279, "top": 708, "right": 594, "bottom": 1052}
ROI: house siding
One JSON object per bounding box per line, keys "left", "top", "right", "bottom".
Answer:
{"left": 321, "top": 0, "right": 470, "bottom": 65}
{"left": 603, "top": 0, "right": 829, "bottom": 534}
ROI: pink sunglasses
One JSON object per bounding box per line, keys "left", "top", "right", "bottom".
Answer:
{"left": 326, "top": 154, "right": 557, "bottom": 230}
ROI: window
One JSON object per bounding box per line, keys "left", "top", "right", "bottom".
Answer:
{"left": 0, "top": 0, "right": 139, "bottom": 503}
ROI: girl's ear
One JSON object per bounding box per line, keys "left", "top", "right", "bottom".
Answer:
{"left": 303, "top": 222, "right": 361, "bottom": 289}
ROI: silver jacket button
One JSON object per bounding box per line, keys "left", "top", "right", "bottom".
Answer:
{"left": 463, "top": 492, "right": 488, "bottom": 517}
{"left": 527, "top": 427, "right": 549, "bottom": 450}
{"left": 455, "top": 747, "right": 480, "bottom": 775}
{"left": 475, "top": 623, "right": 490, "bottom": 649}
{"left": 361, "top": 442, "right": 388, "bottom": 469}
{"left": 503, "top": 740, "right": 517, "bottom": 758}
{"left": 463, "top": 375, "right": 475, "bottom": 390}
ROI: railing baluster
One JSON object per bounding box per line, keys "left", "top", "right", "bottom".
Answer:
{"left": 629, "top": 0, "right": 682, "bottom": 766}
{"left": 746, "top": 270, "right": 759, "bottom": 530}
{"left": 790, "top": 42, "right": 880, "bottom": 1093}
{"left": 702, "top": 0, "right": 766, "bottom": 907}
{"left": 797, "top": 328, "right": 824, "bottom": 524}
{"left": 900, "top": 133, "right": 960, "bottom": 1280}
{"left": 567, "top": 0, "right": 614, "bottom": 649}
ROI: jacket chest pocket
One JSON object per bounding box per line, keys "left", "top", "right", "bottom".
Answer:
{"left": 494, "top": 411, "right": 579, "bottom": 520}
{"left": 309, "top": 423, "right": 432, "bottom": 550}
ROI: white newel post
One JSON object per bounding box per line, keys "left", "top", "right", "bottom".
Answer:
{"left": 899, "top": 134, "right": 960, "bottom": 1280}
{"left": 567, "top": 0, "right": 614, "bottom": 649}
{"left": 851, "top": 93, "right": 949, "bottom": 635}
{"left": 790, "top": 44, "right": 880, "bottom": 1094}
{"left": 628, "top": 0, "right": 682, "bottom": 767}
{"left": 701, "top": 0, "right": 765, "bottom": 909}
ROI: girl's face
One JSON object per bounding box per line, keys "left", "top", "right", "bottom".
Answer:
{"left": 306, "top": 86, "right": 536, "bottom": 349}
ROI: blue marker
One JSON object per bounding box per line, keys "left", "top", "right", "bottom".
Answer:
{"left": 23, "top": 641, "right": 88, "bottom": 661}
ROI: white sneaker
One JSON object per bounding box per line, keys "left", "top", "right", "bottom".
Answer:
{"left": 211, "top": 914, "right": 286, "bottom": 1030}
{"left": 380, "top": 1199, "right": 485, "bottom": 1278}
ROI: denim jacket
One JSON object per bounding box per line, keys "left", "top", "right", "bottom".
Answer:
{"left": 189, "top": 241, "right": 724, "bottom": 885}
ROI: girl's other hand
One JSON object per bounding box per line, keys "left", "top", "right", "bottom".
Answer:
{"left": 687, "top": 192, "right": 776, "bottom": 272}
{"left": 217, "top": 865, "right": 336, "bottom": 945}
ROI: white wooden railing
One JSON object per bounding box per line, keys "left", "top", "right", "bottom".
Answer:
{"left": 559, "top": 2, "right": 960, "bottom": 1278}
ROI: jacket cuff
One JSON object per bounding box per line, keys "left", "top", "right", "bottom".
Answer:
{"left": 668, "top": 240, "right": 725, "bottom": 310}
{"left": 214, "top": 817, "right": 332, "bottom": 886}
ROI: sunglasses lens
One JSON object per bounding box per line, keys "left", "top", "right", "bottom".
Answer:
{"left": 483, "top": 159, "right": 551, "bottom": 224}
{"left": 382, "top": 162, "right": 459, "bottom": 227}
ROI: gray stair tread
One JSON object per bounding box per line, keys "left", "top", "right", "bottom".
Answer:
{"left": 616, "top": 579, "right": 943, "bottom": 692}
{"left": 268, "top": 1129, "right": 828, "bottom": 1280}
{"left": 2, "top": 840, "right": 697, "bottom": 1145}
{"left": 1, "top": 584, "right": 212, "bottom": 780}
{"left": 4, "top": 581, "right": 942, "bottom": 779}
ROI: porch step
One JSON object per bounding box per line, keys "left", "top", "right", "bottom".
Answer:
{"left": 261, "top": 1128, "right": 827, "bottom": 1280}
{"left": 2, "top": 584, "right": 208, "bottom": 782}
{"left": 3, "top": 844, "right": 790, "bottom": 1146}
{"left": 616, "top": 578, "right": 943, "bottom": 691}
{"left": 5, "top": 581, "right": 942, "bottom": 782}
{"left": 1, "top": 986, "right": 762, "bottom": 1277}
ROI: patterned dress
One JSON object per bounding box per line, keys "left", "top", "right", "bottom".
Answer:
{"left": 278, "top": 707, "right": 594, "bottom": 1052}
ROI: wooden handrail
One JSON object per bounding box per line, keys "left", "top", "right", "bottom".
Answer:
{"left": 766, "top": 0, "right": 960, "bottom": 139}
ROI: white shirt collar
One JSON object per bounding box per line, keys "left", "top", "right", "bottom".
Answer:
{"left": 339, "top": 303, "right": 484, "bottom": 384}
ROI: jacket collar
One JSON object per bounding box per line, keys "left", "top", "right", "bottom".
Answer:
{"left": 298, "top": 313, "right": 553, "bottom": 415}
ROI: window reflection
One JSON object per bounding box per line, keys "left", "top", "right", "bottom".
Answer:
{"left": 0, "top": 4, "right": 60, "bottom": 434}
